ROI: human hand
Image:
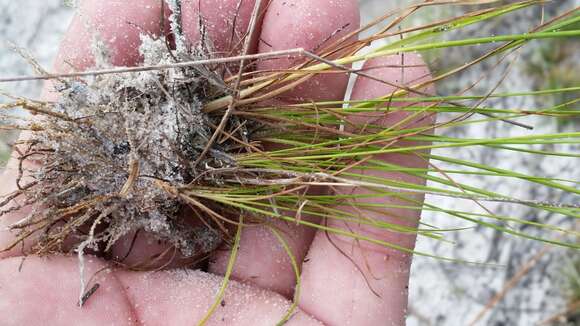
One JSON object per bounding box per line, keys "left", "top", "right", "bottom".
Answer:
{"left": 0, "top": 1, "right": 432, "bottom": 325}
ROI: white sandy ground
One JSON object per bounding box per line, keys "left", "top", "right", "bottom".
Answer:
{"left": 0, "top": 0, "right": 578, "bottom": 325}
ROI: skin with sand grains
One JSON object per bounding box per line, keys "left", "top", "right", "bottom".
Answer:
{"left": 0, "top": 1, "right": 432, "bottom": 325}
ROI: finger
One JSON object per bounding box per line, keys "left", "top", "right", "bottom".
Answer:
{"left": 55, "top": 0, "right": 168, "bottom": 72}
{"left": 181, "top": 0, "right": 267, "bottom": 55}
{"left": 109, "top": 230, "right": 185, "bottom": 269}
{"left": 299, "top": 54, "right": 434, "bottom": 325}
{"left": 117, "top": 268, "right": 323, "bottom": 325}
{"left": 257, "top": 0, "right": 360, "bottom": 102}
{"left": 0, "top": 0, "right": 167, "bottom": 259}
{"left": 209, "top": 215, "right": 321, "bottom": 298}
{"left": 0, "top": 255, "right": 322, "bottom": 325}
{"left": 0, "top": 256, "right": 136, "bottom": 325}
{"left": 209, "top": 0, "right": 360, "bottom": 297}
{"left": 108, "top": 0, "right": 269, "bottom": 269}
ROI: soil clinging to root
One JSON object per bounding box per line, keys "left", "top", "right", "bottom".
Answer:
{"left": 3, "top": 32, "right": 249, "bottom": 265}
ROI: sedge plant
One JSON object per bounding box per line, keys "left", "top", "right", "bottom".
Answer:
{"left": 0, "top": 0, "right": 578, "bottom": 324}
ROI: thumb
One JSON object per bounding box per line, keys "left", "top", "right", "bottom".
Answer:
{"left": 298, "top": 53, "right": 435, "bottom": 326}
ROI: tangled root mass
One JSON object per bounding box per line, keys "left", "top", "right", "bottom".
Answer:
{"left": 7, "top": 35, "right": 247, "bottom": 263}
